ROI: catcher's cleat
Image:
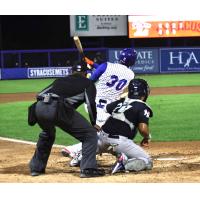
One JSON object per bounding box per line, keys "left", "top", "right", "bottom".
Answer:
{"left": 111, "top": 153, "right": 127, "bottom": 174}
{"left": 111, "top": 161, "right": 125, "bottom": 174}
{"left": 80, "top": 168, "right": 105, "bottom": 178}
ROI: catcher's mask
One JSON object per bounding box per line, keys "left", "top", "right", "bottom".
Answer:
{"left": 128, "top": 78, "right": 150, "bottom": 102}
{"left": 94, "top": 52, "right": 104, "bottom": 64}
{"left": 72, "top": 61, "right": 88, "bottom": 73}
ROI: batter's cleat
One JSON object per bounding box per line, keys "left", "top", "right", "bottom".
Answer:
{"left": 80, "top": 168, "right": 105, "bottom": 178}
{"left": 61, "top": 147, "right": 76, "bottom": 158}
{"left": 70, "top": 151, "right": 82, "bottom": 167}
{"left": 111, "top": 153, "right": 127, "bottom": 174}
{"left": 125, "top": 159, "right": 146, "bottom": 172}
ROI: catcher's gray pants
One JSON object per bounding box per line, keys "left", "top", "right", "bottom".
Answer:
{"left": 97, "top": 130, "right": 152, "bottom": 165}
{"left": 29, "top": 100, "right": 98, "bottom": 173}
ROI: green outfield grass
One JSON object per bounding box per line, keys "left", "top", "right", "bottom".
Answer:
{"left": 0, "top": 94, "right": 200, "bottom": 144}
{"left": 137, "top": 73, "right": 200, "bottom": 87}
{"left": 0, "top": 73, "right": 200, "bottom": 93}
{"left": 0, "top": 78, "right": 55, "bottom": 93}
{"left": 147, "top": 94, "right": 200, "bottom": 142}
{"left": 0, "top": 73, "right": 200, "bottom": 144}
{"left": 0, "top": 101, "right": 81, "bottom": 145}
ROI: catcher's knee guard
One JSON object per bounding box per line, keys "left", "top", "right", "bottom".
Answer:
{"left": 124, "top": 158, "right": 153, "bottom": 172}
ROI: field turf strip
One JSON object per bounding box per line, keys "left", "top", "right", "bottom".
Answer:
{"left": 0, "top": 93, "right": 200, "bottom": 145}
{"left": 0, "top": 74, "right": 200, "bottom": 94}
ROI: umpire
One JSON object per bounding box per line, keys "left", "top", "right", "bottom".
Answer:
{"left": 28, "top": 61, "right": 105, "bottom": 178}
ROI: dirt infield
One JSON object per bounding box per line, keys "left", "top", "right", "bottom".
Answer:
{"left": 0, "top": 86, "right": 200, "bottom": 182}
{"left": 0, "top": 140, "right": 200, "bottom": 183}
{"left": 1, "top": 86, "right": 200, "bottom": 103}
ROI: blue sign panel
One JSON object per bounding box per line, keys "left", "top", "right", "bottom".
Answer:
{"left": 108, "top": 48, "right": 159, "bottom": 74}
{"left": 1, "top": 68, "right": 27, "bottom": 80}
{"left": 160, "top": 48, "right": 200, "bottom": 73}
{"left": 1, "top": 67, "right": 72, "bottom": 80}
{"left": 27, "top": 67, "right": 72, "bottom": 78}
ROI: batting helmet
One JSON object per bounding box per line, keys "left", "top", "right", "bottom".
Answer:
{"left": 128, "top": 78, "right": 150, "bottom": 102}
{"left": 118, "top": 48, "right": 137, "bottom": 67}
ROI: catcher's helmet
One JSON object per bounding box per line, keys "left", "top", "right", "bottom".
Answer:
{"left": 94, "top": 52, "right": 104, "bottom": 64}
{"left": 72, "top": 61, "right": 88, "bottom": 72}
{"left": 128, "top": 78, "right": 150, "bottom": 102}
{"left": 118, "top": 48, "right": 137, "bottom": 67}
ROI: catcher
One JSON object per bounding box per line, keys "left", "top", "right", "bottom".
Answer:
{"left": 97, "top": 78, "right": 153, "bottom": 173}
{"left": 64, "top": 78, "right": 153, "bottom": 173}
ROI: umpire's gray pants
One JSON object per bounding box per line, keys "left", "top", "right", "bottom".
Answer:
{"left": 29, "top": 101, "right": 98, "bottom": 173}
{"left": 57, "top": 111, "right": 98, "bottom": 170}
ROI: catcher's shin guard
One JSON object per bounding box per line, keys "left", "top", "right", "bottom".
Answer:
{"left": 124, "top": 158, "right": 146, "bottom": 172}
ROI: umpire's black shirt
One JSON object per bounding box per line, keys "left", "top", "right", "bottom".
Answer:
{"left": 37, "top": 73, "right": 97, "bottom": 125}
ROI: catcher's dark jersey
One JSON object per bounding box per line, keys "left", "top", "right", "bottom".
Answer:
{"left": 102, "top": 97, "right": 153, "bottom": 140}
{"left": 37, "top": 73, "right": 97, "bottom": 125}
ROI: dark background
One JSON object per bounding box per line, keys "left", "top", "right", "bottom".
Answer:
{"left": 0, "top": 15, "right": 200, "bottom": 50}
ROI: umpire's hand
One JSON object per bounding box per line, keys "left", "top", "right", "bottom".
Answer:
{"left": 94, "top": 124, "right": 101, "bottom": 132}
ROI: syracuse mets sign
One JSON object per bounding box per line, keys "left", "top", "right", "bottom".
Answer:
{"left": 28, "top": 67, "right": 72, "bottom": 78}
{"left": 160, "top": 48, "right": 200, "bottom": 73}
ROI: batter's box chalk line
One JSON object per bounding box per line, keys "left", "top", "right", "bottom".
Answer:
{"left": 155, "top": 157, "right": 186, "bottom": 161}
{"left": 0, "top": 136, "right": 65, "bottom": 148}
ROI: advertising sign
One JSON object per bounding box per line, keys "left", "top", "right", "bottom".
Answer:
{"left": 28, "top": 67, "right": 72, "bottom": 78}
{"left": 128, "top": 16, "right": 200, "bottom": 38}
{"left": 1, "top": 67, "right": 72, "bottom": 80}
{"left": 160, "top": 48, "right": 200, "bottom": 73}
{"left": 108, "top": 48, "right": 159, "bottom": 74}
{"left": 70, "top": 15, "right": 127, "bottom": 36}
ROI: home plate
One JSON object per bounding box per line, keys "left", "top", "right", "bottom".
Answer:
{"left": 155, "top": 157, "right": 185, "bottom": 161}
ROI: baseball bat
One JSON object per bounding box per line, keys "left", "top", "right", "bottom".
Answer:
{"left": 73, "top": 35, "right": 85, "bottom": 58}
